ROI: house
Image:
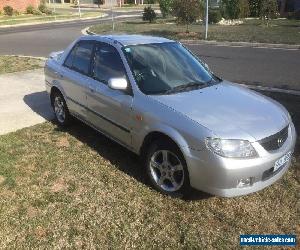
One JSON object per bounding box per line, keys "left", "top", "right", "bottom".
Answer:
{"left": 54, "top": 0, "right": 142, "bottom": 7}
{"left": 0, "top": 0, "right": 39, "bottom": 12}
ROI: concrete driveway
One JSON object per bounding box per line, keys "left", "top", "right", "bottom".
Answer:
{"left": 0, "top": 69, "right": 54, "bottom": 135}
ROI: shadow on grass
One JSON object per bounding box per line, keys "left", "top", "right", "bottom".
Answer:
{"left": 23, "top": 90, "right": 299, "bottom": 200}
{"left": 54, "top": 120, "right": 211, "bottom": 201}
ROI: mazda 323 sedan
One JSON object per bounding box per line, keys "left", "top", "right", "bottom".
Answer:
{"left": 45, "top": 35, "right": 297, "bottom": 197}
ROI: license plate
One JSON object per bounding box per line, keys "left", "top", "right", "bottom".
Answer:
{"left": 274, "top": 151, "right": 292, "bottom": 172}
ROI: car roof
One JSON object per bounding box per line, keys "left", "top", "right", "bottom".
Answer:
{"left": 82, "top": 34, "right": 174, "bottom": 46}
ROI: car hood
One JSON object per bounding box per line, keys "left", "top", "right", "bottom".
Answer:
{"left": 150, "top": 81, "right": 289, "bottom": 142}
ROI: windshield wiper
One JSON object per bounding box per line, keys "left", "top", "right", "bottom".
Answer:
{"left": 163, "top": 81, "right": 208, "bottom": 95}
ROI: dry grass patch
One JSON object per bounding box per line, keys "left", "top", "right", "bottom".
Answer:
{"left": 0, "top": 56, "right": 44, "bottom": 74}
{"left": 0, "top": 112, "right": 299, "bottom": 249}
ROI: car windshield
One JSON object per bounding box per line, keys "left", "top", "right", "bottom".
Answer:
{"left": 122, "top": 42, "right": 220, "bottom": 95}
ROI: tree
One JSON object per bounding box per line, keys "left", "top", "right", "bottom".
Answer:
{"left": 279, "top": 0, "right": 287, "bottom": 17}
{"left": 239, "top": 0, "right": 250, "bottom": 18}
{"left": 221, "top": 0, "right": 250, "bottom": 19}
{"left": 260, "top": 0, "right": 278, "bottom": 26}
{"left": 172, "top": 0, "right": 203, "bottom": 33}
{"left": 248, "top": 0, "right": 262, "bottom": 17}
{"left": 143, "top": 6, "right": 157, "bottom": 23}
{"left": 94, "top": 0, "right": 104, "bottom": 8}
{"left": 221, "top": 0, "right": 240, "bottom": 19}
{"left": 159, "top": 0, "right": 173, "bottom": 18}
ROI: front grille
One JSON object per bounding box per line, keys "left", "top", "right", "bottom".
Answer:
{"left": 262, "top": 161, "right": 288, "bottom": 181}
{"left": 259, "top": 125, "right": 289, "bottom": 151}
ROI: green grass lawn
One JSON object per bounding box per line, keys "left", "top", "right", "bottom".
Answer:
{"left": 0, "top": 56, "right": 44, "bottom": 74}
{"left": 0, "top": 91, "right": 299, "bottom": 248}
{"left": 90, "top": 18, "right": 300, "bottom": 44}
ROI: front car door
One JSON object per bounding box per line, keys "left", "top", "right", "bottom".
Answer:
{"left": 87, "top": 42, "right": 133, "bottom": 148}
{"left": 61, "top": 40, "right": 94, "bottom": 120}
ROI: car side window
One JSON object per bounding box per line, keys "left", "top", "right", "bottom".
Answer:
{"left": 92, "top": 43, "right": 127, "bottom": 84}
{"left": 64, "top": 41, "right": 94, "bottom": 76}
{"left": 64, "top": 44, "right": 77, "bottom": 69}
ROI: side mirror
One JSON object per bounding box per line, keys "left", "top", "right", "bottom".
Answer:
{"left": 108, "top": 78, "right": 128, "bottom": 91}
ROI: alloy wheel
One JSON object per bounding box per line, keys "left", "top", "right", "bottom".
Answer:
{"left": 149, "top": 150, "right": 185, "bottom": 192}
{"left": 54, "top": 96, "right": 66, "bottom": 124}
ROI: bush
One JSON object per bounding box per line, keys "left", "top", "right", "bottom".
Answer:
{"left": 38, "top": 3, "right": 53, "bottom": 15}
{"left": 33, "top": 9, "right": 42, "bottom": 15}
{"left": 208, "top": 9, "right": 222, "bottom": 24}
{"left": 143, "top": 6, "right": 157, "bottom": 23}
{"left": 13, "top": 10, "right": 20, "bottom": 16}
{"left": 38, "top": 4, "right": 47, "bottom": 13}
{"left": 3, "top": 6, "right": 14, "bottom": 16}
{"left": 159, "top": 0, "right": 173, "bottom": 18}
{"left": 260, "top": 0, "right": 278, "bottom": 25}
{"left": 44, "top": 9, "right": 53, "bottom": 15}
{"left": 172, "top": 0, "right": 203, "bottom": 32}
{"left": 26, "top": 5, "right": 35, "bottom": 14}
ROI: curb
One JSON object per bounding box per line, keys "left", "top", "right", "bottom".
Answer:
{"left": 242, "top": 84, "right": 300, "bottom": 96}
{"left": 81, "top": 14, "right": 142, "bottom": 36}
{"left": 82, "top": 26, "right": 96, "bottom": 36}
{"left": 181, "top": 40, "right": 300, "bottom": 50}
{"left": 0, "top": 14, "right": 107, "bottom": 29}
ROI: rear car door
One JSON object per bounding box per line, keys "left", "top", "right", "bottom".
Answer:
{"left": 61, "top": 40, "right": 94, "bottom": 120}
{"left": 87, "top": 42, "right": 133, "bottom": 147}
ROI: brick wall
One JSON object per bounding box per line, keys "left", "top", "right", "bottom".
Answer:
{"left": 0, "top": 0, "right": 39, "bottom": 12}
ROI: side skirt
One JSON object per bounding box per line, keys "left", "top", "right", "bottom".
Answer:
{"left": 70, "top": 111, "right": 139, "bottom": 155}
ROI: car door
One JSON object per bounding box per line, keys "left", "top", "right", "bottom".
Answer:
{"left": 87, "top": 42, "right": 133, "bottom": 147}
{"left": 61, "top": 40, "right": 94, "bottom": 120}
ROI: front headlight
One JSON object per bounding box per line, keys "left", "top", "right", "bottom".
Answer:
{"left": 205, "top": 138, "right": 257, "bottom": 158}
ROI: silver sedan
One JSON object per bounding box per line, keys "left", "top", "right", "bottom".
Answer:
{"left": 45, "top": 35, "right": 297, "bottom": 197}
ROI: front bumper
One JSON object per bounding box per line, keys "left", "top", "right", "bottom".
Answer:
{"left": 185, "top": 122, "right": 297, "bottom": 197}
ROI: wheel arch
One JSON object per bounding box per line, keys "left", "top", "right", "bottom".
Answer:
{"left": 50, "top": 86, "right": 66, "bottom": 107}
{"left": 139, "top": 130, "right": 190, "bottom": 162}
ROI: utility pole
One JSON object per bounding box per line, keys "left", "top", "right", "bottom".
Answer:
{"left": 205, "top": 0, "right": 208, "bottom": 39}
{"left": 111, "top": 0, "right": 115, "bottom": 31}
{"left": 78, "top": 0, "right": 82, "bottom": 18}
{"left": 52, "top": 0, "right": 56, "bottom": 21}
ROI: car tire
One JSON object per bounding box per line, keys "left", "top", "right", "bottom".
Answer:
{"left": 145, "top": 139, "right": 191, "bottom": 198}
{"left": 51, "top": 91, "right": 72, "bottom": 127}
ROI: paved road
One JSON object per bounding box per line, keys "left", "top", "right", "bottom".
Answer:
{"left": 187, "top": 44, "right": 300, "bottom": 91}
{"left": 0, "top": 14, "right": 299, "bottom": 90}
